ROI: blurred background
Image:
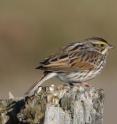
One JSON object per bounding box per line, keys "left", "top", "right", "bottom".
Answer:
{"left": 0, "top": 0, "right": 116, "bottom": 123}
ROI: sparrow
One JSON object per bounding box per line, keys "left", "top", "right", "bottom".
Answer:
{"left": 26, "top": 37, "right": 113, "bottom": 95}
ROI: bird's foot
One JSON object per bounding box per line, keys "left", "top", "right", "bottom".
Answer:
{"left": 82, "top": 82, "right": 90, "bottom": 87}
{"left": 67, "top": 82, "right": 92, "bottom": 90}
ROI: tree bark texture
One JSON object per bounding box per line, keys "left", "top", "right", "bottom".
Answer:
{"left": 0, "top": 84, "right": 104, "bottom": 124}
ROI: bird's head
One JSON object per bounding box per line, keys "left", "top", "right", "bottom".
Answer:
{"left": 87, "top": 37, "right": 113, "bottom": 54}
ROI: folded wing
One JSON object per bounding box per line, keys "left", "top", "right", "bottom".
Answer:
{"left": 36, "top": 46, "right": 101, "bottom": 72}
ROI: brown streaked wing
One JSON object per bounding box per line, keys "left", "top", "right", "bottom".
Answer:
{"left": 41, "top": 53, "right": 69, "bottom": 71}
{"left": 40, "top": 50, "right": 101, "bottom": 72}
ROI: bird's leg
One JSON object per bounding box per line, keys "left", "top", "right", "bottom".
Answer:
{"left": 80, "top": 82, "right": 92, "bottom": 88}
{"left": 69, "top": 82, "right": 81, "bottom": 88}
{"left": 68, "top": 82, "right": 92, "bottom": 89}
{"left": 70, "top": 82, "right": 91, "bottom": 87}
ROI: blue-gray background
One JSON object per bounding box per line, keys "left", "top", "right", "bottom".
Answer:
{"left": 0, "top": 1, "right": 116, "bottom": 124}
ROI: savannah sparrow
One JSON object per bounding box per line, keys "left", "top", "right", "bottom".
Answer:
{"left": 26, "top": 37, "right": 113, "bottom": 95}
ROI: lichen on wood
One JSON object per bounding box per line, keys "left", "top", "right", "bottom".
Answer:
{"left": 0, "top": 84, "right": 104, "bottom": 124}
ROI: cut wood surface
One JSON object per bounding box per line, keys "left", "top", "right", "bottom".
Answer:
{"left": 0, "top": 84, "right": 104, "bottom": 124}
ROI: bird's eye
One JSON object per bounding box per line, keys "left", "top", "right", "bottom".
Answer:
{"left": 100, "top": 44, "right": 104, "bottom": 47}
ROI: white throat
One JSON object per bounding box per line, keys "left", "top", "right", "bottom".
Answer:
{"left": 101, "top": 48, "right": 108, "bottom": 54}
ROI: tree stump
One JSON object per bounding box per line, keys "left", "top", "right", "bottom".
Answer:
{"left": 0, "top": 84, "right": 104, "bottom": 124}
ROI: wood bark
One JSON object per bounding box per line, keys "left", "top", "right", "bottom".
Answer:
{"left": 0, "top": 84, "right": 104, "bottom": 124}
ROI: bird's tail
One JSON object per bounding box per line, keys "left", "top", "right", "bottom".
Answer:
{"left": 25, "top": 72, "right": 57, "bottom": 96}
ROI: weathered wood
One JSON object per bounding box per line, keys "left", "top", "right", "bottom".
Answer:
{"left": 0, "top": 84, "right": 104, "bottom": 124}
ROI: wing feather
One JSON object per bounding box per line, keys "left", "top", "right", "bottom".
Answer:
{"left": 36, "top": 43, "right": 102, "bottom": 72}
